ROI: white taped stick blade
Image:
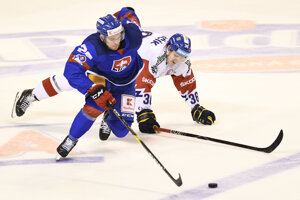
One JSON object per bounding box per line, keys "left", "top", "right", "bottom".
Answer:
{"left": 55, "top": 154, "right": 63, "bottom": 161}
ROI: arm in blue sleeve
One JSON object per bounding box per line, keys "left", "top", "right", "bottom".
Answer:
{"left": 114, "top": 7, "right": 141, "bottom": 27}
{"left": 63, "top": 42, "right": 96, "bottom": 94}
{"left": 63, "top": 61, "right": 94, "bottom": 94}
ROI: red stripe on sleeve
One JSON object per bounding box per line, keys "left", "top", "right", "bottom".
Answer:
{"left": 67, "top": 53, "right": 91, "bottom": 70}
{"left": 119, "top": 13, "right": 141, "bottom": 26}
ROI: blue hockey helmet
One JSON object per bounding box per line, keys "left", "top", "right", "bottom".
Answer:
{"left": 168, "top": 33, "right": 191, "bottom": 58}
{"left": 96, "top": 14, "right": 124, "bottom": 37}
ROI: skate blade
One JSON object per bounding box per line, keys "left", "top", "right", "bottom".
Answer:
{"left": 11, "top": 91, "right": 20, "bottom": 118}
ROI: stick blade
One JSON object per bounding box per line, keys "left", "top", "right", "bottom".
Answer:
{"left": 263, "top": 129, "right": 284, "bottom": 153}
{"left": 174, "top": 173, "right": 183, "bottom": 187}
{"left": 55, "top": 154, "right": 63, "bottom": 161}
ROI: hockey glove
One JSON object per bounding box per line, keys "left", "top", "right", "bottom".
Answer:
{"left": 87, "top": 84, "right": 116, "bottom": 110}
{"left": 137, "top": 109, "right": 160, "bottom": 133}
{"left": 191, "top": 104, "right": 216, "bottom": 125}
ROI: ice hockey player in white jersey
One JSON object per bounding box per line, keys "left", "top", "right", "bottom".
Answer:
{"left": 12, "top": 31, "right": 215, "bottom": 137}
{"left": 135, "top": 31, "right": 215, "bottom": 133}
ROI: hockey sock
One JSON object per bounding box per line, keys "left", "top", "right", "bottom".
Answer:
{"left": 69, "top": 109, "right": 95, "bottom": 139}
{"left": 33, "top": 77, "right": 58, "bottom": 100}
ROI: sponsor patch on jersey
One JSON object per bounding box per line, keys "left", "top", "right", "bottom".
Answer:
{"left": 180, "top": 77, "right": 196, "bottom": 87}
{"left": 73, "top": 54, "right": 86, "bottom": 65}
{"left": 142, "top": 77, "right": 155, "bottom": 86}
{"left": 121, "top": 94, "right": 135, "bottom": 114}
{"left": 111, "top": 56, "right": 132, "bottom": 72}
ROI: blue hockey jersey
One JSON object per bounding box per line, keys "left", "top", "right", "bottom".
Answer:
{"left": 64, "top": 13, "right": 143, "bottom": 94}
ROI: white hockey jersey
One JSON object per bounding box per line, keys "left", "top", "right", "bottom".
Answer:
{"left": 135, "top": 31, "right": 199, "bottom": 113}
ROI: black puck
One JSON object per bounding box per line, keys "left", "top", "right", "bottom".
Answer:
{"left": 208, "top": 183, "right": 218, "bottom": 188}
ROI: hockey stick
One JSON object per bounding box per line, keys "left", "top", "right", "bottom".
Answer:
{"left": 107, "top": 102, "right": 182, "bottom": 187}
{"left": 155, "top": 127, "right": 283, "bottom": 153}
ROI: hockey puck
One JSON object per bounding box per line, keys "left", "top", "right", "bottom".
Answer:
{"left": 208, "top": 183, "right": 218, "bottom": 188}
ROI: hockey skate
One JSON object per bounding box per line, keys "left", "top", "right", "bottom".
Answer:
{"left": 56, "top": 136, "right": 78, "bottom": 160}
{"left": 11, "top": 89, "right": 37, "bottom": 118}
{"left": 99, "top": 110, "right": 111, "bottom": 141}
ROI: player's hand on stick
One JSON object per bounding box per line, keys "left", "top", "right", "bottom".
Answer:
{"left": 191, "top": 104, "right": 216, "bottom": 125}
{"left": 137, "top": 109, "right": 160, "bottom": 133}
{"left": 87, "top": 84, "right": 116, "bottom": 110}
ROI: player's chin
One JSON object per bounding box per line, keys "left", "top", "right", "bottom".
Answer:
{"left": 168, "top": 61, "right": 176, "bottom": 67}
{"left": 110, "top": 47, "right": 119, "bottom": 51}
{"left": 108, "top": 44, "right": 119, "bottom": 51}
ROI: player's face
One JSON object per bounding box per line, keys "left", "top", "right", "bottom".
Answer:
{"left": 104, "top": 33, "right": 122, "bottom": 51}
{"left": 167, "top": 50, "right": 186, "bottom": 66}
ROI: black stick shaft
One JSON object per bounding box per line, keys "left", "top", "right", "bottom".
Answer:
{"left": 107, "top": 102, "right": 182, "bottom": 186}
{"left": 156, "top": 127, "right": 283, "bottom": 153}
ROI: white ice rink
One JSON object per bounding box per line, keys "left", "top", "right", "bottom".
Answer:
{"left": 1, "top": 0, "right": 300, "bottom": 199}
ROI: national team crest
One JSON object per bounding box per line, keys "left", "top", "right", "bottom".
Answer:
{"left": 111, "top": 56, "right": 132, "bottom": 72}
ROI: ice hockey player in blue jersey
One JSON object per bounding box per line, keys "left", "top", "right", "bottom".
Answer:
{"left": 55, "top": 8, "right": 143, "bottom": 158}
{"left": 12, "top": 7, "right": 215, "bottom": 146}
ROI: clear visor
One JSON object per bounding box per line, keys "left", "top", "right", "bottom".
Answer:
{"left": 173, "top": 51, "right": 187, "bottom": 62}
{"left": 105, "top": 32, "right": 123, "bottom": 43}
{"left": 168, "top": 46, "right": 188, "bottom": 62}
{"left": 175, "top": 48, "right": 189, "bottom": 58}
